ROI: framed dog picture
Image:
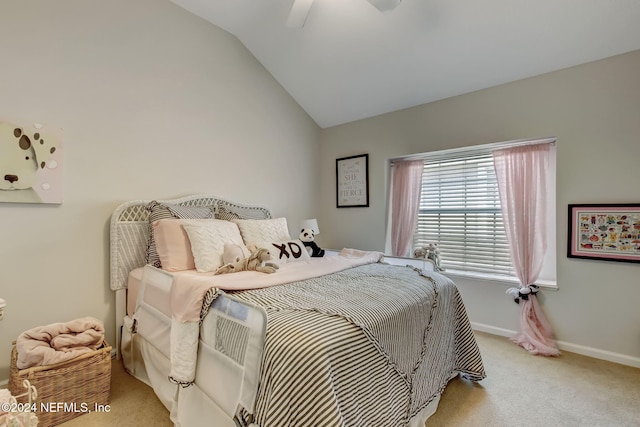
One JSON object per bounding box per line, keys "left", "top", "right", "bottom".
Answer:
{"left": 336, "top": 154, "right": 369, "bottom": 208}
{"left": 567, "top": 203, "right": 640, "bottom": 263}
{"left": 0, "top": 120, "right": 63, "bottom": 204}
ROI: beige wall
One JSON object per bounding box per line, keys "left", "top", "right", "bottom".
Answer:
{"left": 319, "top": 50, "right": 640, "bottom": 365}
{"left": 0, "top": 0, "right": 319, "bottom": 380}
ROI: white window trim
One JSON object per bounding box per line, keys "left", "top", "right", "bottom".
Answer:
{"left": 441, "top": 268, "right": 558, "bottom": 290}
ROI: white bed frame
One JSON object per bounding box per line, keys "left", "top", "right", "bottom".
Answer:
{"left": 109, "top": 194, "right": 271, "bottom": 358}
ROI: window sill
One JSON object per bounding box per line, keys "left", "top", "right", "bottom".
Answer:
{"left": 441, "top": 269, "right": 558, "bottom": 290}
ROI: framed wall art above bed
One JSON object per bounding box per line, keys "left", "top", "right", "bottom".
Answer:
{"left": 567, "top": 203, "right": 640, "bottom": 263}
{"left": 336, "top": 153, "right": 369, "bottom": 208}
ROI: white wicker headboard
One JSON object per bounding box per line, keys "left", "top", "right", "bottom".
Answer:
{"left": 109, "top": 194, "right": 272, "bottom": 291}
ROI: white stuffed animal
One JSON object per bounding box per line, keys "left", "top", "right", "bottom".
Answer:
{"left": 222, "top": 243, "right": 250, "bottom": 265}
{"left": 413, "top": 242, "right": 444, "bottom": 271}
{"left": 215, "top": 248, "right": 279, "bottom": 275}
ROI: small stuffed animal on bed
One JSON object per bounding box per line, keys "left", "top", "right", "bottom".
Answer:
{"left": 222, "top": 243, "right": 250, "bottom": 265}
{"left": 214, "top": 248, "right": 279, "bottom": 275}
{"left": 300, "top": 228, "right": 325, "bottom": 257}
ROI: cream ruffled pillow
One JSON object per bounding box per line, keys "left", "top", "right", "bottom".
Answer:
{"left": 232, "top": 217, "right": 291, "bottom": 245}
{"left": 182, "top": 219, "right": 247, "bottom": 273}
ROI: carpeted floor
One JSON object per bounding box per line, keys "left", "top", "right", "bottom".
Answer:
{"left": 426, "top": 332, "right": 640, "bottom": 426}
{"left": 58, "top": 357, "right": 172, "bottom": 427}
{"left": 59, "top": 331, "right": 640, "bottom": 426}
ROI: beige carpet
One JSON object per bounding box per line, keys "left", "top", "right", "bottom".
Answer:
{"left": 427, "top": 332, "right": 640, "bottom": 426}
{"left": 59, "top": 331, "right": 640, "bottom": 426}
{"left": 58, "top": 358, "right": 172, "bottom": 427}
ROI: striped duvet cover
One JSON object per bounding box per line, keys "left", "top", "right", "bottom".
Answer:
{"left": 225, "top": 262, "right": 485, "bottom": 427}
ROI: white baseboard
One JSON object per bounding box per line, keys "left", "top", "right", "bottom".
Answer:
{"left": 472, "top": 322, "right": 516, "bottom": 338}
{"left": 471, "top": 322, "right": 640, "bottom": 369}
{"left": 555, "top": 340, "right": 640, "bottom": 368}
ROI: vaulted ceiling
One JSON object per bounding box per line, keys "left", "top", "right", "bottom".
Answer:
{"left": 171, "top": 0, "right": 640, "bottom": 128}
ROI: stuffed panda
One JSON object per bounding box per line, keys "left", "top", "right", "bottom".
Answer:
{"left": 299, "top": 228, "right": 325, "bottom": 257}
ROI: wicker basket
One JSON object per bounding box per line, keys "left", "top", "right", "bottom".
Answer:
{"left": 9, "top": 341, "right": 112, "bottom": 427}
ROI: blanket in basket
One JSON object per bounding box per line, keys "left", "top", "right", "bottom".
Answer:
{"left": 16, "top": 317, "right": 105, "bottom": 369}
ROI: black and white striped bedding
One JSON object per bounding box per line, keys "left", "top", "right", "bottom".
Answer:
{"left": 224, "top": 262, "right": 485, "bottom": 426}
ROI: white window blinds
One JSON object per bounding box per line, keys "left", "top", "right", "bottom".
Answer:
{"left": 413, "top": 149, "right": 514, "bottom": 276}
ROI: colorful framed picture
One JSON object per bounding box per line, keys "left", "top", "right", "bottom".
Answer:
{"left": 336, "top": 154, "right": 369, "bottom": 208}
{"left": 567, "top": 204, "right": 640, "bottom": 263}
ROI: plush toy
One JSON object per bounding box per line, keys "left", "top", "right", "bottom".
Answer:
{"left": 413, "top": 242, "right": 444, "bottom": 271}
{"left": 299, "top": 228, "right": 325, "bottom": 257}
{"left": 214, "top": 248, "right": 279, "bottom": 275}
{"left": 506, "top": 284, "right": 540, "bottom": 304}
{"left": 222, "top": 243, "right": 251, "bottom": 265}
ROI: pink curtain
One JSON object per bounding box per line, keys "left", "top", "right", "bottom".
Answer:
{"left": 493, "top": 143, "right": 560, "bottom": 356}
{"left": 390, "top": 160, "right": 424, "bottom": 257}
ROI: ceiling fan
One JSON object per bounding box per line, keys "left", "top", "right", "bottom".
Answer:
{"left": 286, "top": 0, "right": 402, "bottom": 28}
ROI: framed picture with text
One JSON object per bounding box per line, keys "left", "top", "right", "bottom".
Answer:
{"left": 567, "top": 203, "right": 640, "bottom": 263}
{"left": 336, "top": 154, "right": 369, "bottom": 208}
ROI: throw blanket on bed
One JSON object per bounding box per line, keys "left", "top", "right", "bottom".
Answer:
{"left": 167, "top": 249, "right": 384, "bottom": 385}
{"left": 16, "top": 317, "right": 105, "bottom": 370}
{"left": 231, "top": 264, "right": 485, "bottom": 426}
{"left": 163, "top": 253, "right": 485, "bottom": 425}
{"left": 236, "top": 262, "right": 438, "bottom": 379}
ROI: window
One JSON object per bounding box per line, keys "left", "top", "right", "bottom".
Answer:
{"left": 401, "top": 138, "right": 556, "bottom": 282}
{"left": 414, "top": 149, "right": 514, "bottom": 275}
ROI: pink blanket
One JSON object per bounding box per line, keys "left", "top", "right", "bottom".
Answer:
{"left": 16, "top": 317, "right": 105, "bottom": 370}
{"left": 170, "top": 249, "right": 384, "bottom": 322}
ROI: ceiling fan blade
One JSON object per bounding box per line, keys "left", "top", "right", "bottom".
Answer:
{"left": 367, "top": 0, "right": 401, "bottom": 13}
{"left": 286, "top": 0, "right": 314, "bottom": 28}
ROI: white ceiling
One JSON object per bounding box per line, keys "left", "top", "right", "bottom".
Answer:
{"left": 171, "top": 0, "right": 640, "bottom": 128}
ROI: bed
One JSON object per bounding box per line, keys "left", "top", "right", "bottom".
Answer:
{"left": 110, "top": 194, "right": 485, "bottom": 427}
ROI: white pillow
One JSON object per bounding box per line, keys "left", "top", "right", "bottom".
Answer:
{"left": 233, "top": 218, "right": 291, "bottom": 245}
{"left": 251, "top": 239, "right": 311, "bottom": 264}
{"left": 181, "top": 219, "right": 247, "bottom": 273}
